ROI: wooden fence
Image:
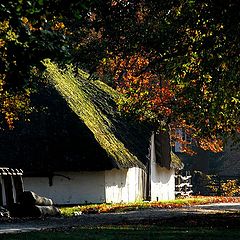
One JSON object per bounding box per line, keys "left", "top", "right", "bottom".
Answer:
{"left": 175, "top": 171, "right": 193, "bottom": 197}
{"left": 0, "top": 168, "right": 24, "bottom": 207}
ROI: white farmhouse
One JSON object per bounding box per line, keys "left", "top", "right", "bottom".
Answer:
{"left": 23, "top": 133, "right": 181, "bottom": 205}
{"left": 0, "top": 62, "right": 182, "bottom": 205}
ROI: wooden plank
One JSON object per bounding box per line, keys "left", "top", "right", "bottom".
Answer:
{"left": 2, "top": 176, "right": 14, "bottom": 206}
{"left": 13, "top": 176, "right": 24, "bottom": 203}
{"left": 175, "top": 183, "right": 193, "bottom": 188}
{"left": 0, "top": 179, "right": 3, "bottom": 206}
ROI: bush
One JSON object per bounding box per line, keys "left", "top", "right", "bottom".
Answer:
{"left": 192, "top": 171, "right": 240, "bottom": 197}
{"left": 221, "top": 180, "right": 240, "bottom": 197}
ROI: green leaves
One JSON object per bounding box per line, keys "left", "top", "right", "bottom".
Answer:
{"left": 0, "top": 0, "right": 74, "bottom": 128}
{"left": 81, "top": 0, "right": 240, "bottom": 147}
{"left": 0, "top": 0, "right": 239, "bottom": 141}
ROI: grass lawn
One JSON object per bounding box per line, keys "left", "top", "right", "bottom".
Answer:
{"left": 2, "top": 226, "right": 240, "bottom": 240}
{"left": 2, "top": 197, "right": 240, "bottom": 239}
{"left": 60, "top": 196, "right": 240, "bottom": 216}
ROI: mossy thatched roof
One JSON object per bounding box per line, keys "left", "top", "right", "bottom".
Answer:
{"left": 0, "top": 60, "right": 181, "bottom": 173}
{"left": 43, "top": 60, "right": 152, "bottom": 169}
{"left": 43, "top": 60, "right": 182, "bottom": 171}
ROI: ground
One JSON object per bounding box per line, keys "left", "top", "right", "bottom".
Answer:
{"left": 1, "top": 203, "right": 240, "bottom": 234}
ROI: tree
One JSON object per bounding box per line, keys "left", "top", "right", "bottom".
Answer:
{"left": 74, "top": 0, "right": 240, "bottom": 153}
{"left": 0, "top": 0, "right": 239, "bottom": 153}
{"left": 0, "top": 0, "right": 81, "bottom": 128}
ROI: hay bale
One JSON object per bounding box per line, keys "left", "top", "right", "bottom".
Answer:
{"left": 9, "top": 204, "right": 60, "bottom": 218}
{"left": 19, "top": 191, "right": 53, "bottom": 206}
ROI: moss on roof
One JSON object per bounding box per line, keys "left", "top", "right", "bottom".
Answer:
{"left": 43, "top": 60, "right": 150, "bottom": 169}
{"left": 170, "top": 152, "right": 184, "bottom": 170}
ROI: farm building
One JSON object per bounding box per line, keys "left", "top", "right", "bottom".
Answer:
{"left": 0, "top": 168, "right": 24, "bottom": 207}
{"left": 0, "top": 62, "right": 182, "bottom": 205}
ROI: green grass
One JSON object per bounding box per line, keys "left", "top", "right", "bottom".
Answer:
{"left": 60, "top": 196, "right": 240, "bottom": 216}
{"left": 2, "top": 226, "right": 240, "bottom": 240}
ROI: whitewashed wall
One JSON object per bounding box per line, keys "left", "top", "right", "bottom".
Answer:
{"left": 150, "top": 134, "right": 176, "bottom": 201}
{"left": 24, "top": 171, "right": 106, "bottom": 205}
{"left": 24, "top": 168, "right": 146, "bottom": 205}
{"left": 105, "top": 167, "right": 146, "bottom": 203}
{"left": 23, "top": 134, "right": 176, "bottom": 205}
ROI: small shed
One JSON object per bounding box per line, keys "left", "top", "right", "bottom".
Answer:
{"left": 0, "top": 168, "right": 24, "bottom": 207}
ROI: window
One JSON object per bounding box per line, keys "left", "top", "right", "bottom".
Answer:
{"left": 174, "top": 129, "right": 192, "bottom": 153}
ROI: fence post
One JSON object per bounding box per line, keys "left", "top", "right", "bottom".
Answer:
{"left": 0, "top": 168, "right": 24, "bottom": 207}
{"left": 2, "top": 175, "right": 14, "bottom": 207}
{"left": 175, "top": 171, "right": 193, "bottom": 197}
{"left": 13, "top": 175, "right": 24, "bottom": 203}
{"left": 0, "top": 179, "right": 3, "bottom": 206}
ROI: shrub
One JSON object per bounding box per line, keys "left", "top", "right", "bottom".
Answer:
{"left": 192, "top": 171, "right": 240, "bottom": 197}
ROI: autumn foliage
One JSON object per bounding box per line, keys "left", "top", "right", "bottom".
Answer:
{"left": 93, "top": 1, "right": 239, "bottom": 154}
{"left": 97, "top": 51, "right": 226, "bottom": 154}
{"left": 0, "top": 0, "right": 239, "bottom": 154}
{"left": 98, "top": 52, "right": 173, "bottom": 120}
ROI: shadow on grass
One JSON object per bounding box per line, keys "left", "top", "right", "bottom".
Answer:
{"left": 2, "top": 225, "right": 240, "bottom": 240}
{"left": 2, "top": 213, "right": 240, "bottom": 240}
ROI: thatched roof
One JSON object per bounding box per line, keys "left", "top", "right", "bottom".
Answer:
{"left": 0, "top": 60, "right": 181, "bottom": 173}
{"left": 43, "top": 60, "right": 153, "bottom": 170}
{"left": 170, "top": 152, "right": 184, "bottom": 170}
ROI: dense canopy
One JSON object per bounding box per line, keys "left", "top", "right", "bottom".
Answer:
{"left": 0, "top": 0, "right": 239, "bottom": 153}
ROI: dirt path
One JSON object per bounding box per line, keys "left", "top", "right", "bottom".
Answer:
{"left": 1, "top": 203, "right": 240, "bottom": 234}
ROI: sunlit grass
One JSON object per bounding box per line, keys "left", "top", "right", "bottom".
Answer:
{"left": 60, "top": 196, "right": 240, "bottom": 216}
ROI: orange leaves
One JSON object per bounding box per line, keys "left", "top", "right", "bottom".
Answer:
{"left": 3, "top": 111, "right": 15, "bottom": 130}
{"left": 221, "top": 180, "right": 240, "bottom": 197}
{"left": 52, "top": 22, "right": 65, "bottom": 31}
{"left": 1, "top": 90, "right": 32, "bottom": 129}
{"left": 149, "top": 87, "right": 173, "bottom": 116}
{"left": 111, "top": 0, "right": 130, "bottom": 7}
{"left": 198, "top": 137, "right": 223, "bottom": 153}
{"left": 170, "top": 126, "right": 196, "bottom": 155}
{"left": 21, "top": 17, "right": 29, "bottom": 25}
{"left": 111, "top": 0, "right": 118, "bottom": 7}
{"left": 21, "top": 17, "right": 38, "bottom": 31}
{"left": 170, "top": 123, "right": 224, "bottom": 154}
{"left": 98, "top": 52, "right": 174, "bottom": 122}
{"left": 0, "top": 39, "right": 5, "bottom": 48}
{"left": 21, "top": 16, "right": 66, "bottom": 33}
{"left": 97, "top": 50, "right": 232, "bottom": 154}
